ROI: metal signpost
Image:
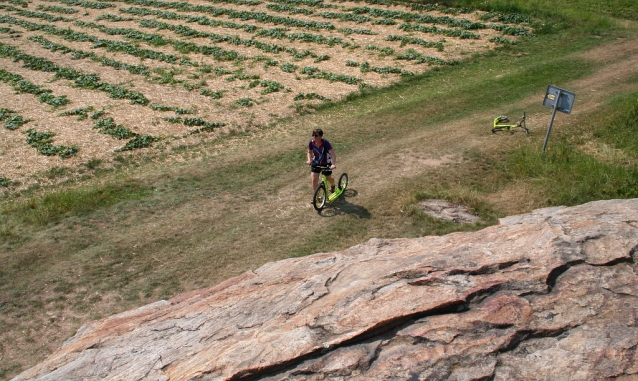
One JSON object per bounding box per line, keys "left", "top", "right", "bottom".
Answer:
{"left": 542, "top": 85, "right": 576, "bottom": 154}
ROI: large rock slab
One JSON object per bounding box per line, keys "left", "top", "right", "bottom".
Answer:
{"left": 13, "top": 199, "right": 638, "bottom": 381}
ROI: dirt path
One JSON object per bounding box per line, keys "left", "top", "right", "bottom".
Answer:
{"left": 300, "top": 36, "right": 638, "bottom": 211}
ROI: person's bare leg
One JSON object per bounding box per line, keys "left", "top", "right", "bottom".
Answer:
{"left": 326, "top": 175, "right": 335, "bottom": 190}
{"left": 311, "top": 172, "right": 320, "bottom": 191}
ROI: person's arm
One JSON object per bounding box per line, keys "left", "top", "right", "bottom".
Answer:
{"left": 307, "top": 147, "right": 313, "bottom": 165}
{"left": 329, "top": 148, "right": 336, "bottom": 169}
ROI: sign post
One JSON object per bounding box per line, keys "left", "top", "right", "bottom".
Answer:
{"left": 542, "top": 85, "right": 575, "bottom": 154}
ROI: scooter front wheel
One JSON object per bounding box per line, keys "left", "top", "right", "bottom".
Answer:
{"left": 313, "top": 184, "right": 327, "bottom": 210}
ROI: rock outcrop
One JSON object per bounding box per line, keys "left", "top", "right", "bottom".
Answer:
{"left": 14, "top": 199, "right": 638, "bottom": 381}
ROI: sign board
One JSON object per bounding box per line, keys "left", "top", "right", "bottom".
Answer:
{"left": 541, "top": 85, "right": 576, "bottom": 154}
{"left": 543, "top": 85, "right": 575, "bottom": 114}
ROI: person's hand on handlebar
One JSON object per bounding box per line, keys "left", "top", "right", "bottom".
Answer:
{"left": 330, "top": 164, "right": 336, "bottom": 169}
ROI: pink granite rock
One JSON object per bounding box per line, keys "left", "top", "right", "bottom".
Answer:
{"left": 13, "top": 199, "right": 638, "bottom": 381}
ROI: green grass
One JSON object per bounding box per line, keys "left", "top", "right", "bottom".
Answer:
{"left": 591, "top": 91, "right": 638, "bottom": 152}
{"left": 4, "top": 180, "right": 151, "bottom": 225}
{"left": 506, "top": 140, "right": 638, "bottom": 205}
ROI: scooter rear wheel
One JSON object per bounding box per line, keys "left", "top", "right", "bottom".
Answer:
{"left": 338, "top": 173, "right": 348, "bottom": 192}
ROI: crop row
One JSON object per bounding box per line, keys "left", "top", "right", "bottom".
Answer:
{"left": 1, "top": 107, "right": 31, "bottom": 130}
{"left": 1, "top": 4, "right": 74, "bottom": 22}
{"left": 0, "top": 14, "right": 193, "bottom": 65}
{"left": 75, "top": 19, "right": 316, "bottom": 61}
{"left": 91, "top": 115, "right": 160, "bottom": 151}
{"left": 255, "top": 27, "right": 350, "bottom": 47}
{"left": 95, "top": 13, "right": 135, "bottom": 21}
{"left": 0, "top": 41, "right": 149, "bottom": 105}
{"left": 75, "top": 0, "right": 265, "bottom": 8}
{"left": 268, "top": 0, "right": 468, "bottom": 15}
{"left": 395, "top": 48, "right": 456, "bottom": 65}
{"left": 117, "top": 135, "right": 159, "bottom": 151}
{"left": 60, "top": 99, "right": 224, "bottom": 144}
{"left": 29, "top": 35, "right": 151, "bottom": 75}
{"left": 364, "top": 44, "right": 394, "bottom": 55}
{"left": 345, "top": 0, "right": 475, "bottom": 16}
{"left": 0, "top": 26, "right": 22, "bottom": 36}
{"left": 265, "top": 0, "right": 336, "bottom": 9}
{"left": 43, "top": 14, "right": 370, "bottom": 89}
{"left": 16, "top": 10, "right": 239, "bottom": 65}
{"left": 36, "top": 4, "right": 79, "bottom": 14}
{"left": 386, "top": 35, "right": 445, "bottom": 51}
{"left": 119, "top": 7, "right": 367, "bottom": 47}
{"left": 94, "top": 116, "right": 135, "bottom": 139}
{"left": 98, "top": 0, "right": 336, "bottom": 30}
{"left": 49, "top": 0, "right": 491, "bottom": 35}
{"left": 0, "top": 68, "right": 71, "bottom": 107}
{"left": 398, "top": 22, "right": 480, "bottom": 39}
{"left": 408, "top": 3, "right": 474, "bottom": 15}
{"left": 346, "top": 60, "right": 412, "bottom": 76}
{"left": 371, "top": 18, "right": 396, "bottom": 25}
{"left": 24, "top": 128, "right": 79, "bottom": 158}
{"left": 266, "top": 3, "right": 313, "bottom": 15}
{"left": 75, "top": 73, "right": 149, "bottom": 105}
{"left": 59, "top": 105, "right": 105, "bottom": 120}
{"left": 226, "top": 73, "right": 260, "bottom": 81}
{"left": 339, "top": 27, "right": 376, "bottom": 35}
{"left": 488, "top": 24, "right": 532, "bottom": 37}
{"left": 302, "top": 69, "right": 363, "bottom": 86}
{"left": 84, "top": 4, "right": 505, "bottom": 58}
{"left": 193, "top": 0, "right": 264, "bottom": 6}
{"left": 317, "top": 11, "right": 370, "bottom": 24}
{"left": 57, "top": 0, "right": 115, "bottom": 9}
{"left": 345, "top": 0, "right": 471, "bottom": 14}
{"left": 117, "top": 7, "right": 260, "bottom": 33}
{"left": 28, "top": 29, "right": 252, "bottom": 94}
{"left": 352, "top": 5, "right": 533, "bottom": 35}
{"left": 216, "top": 0, "right": 263, "bottom": 6}
{"left": 293, "top": 92, "right": 329, "bottom": 101}
{"left": 348, "top": 6, "right": 489, "bottom": 30}
{"left": 126, "top": 18, "right": 321, "bottom": 58}
{"left": 480, "top": 12, "right": 533, "bottom": 24}
{"left": 110, "top": 0, "right": 530, "bottom": 37}
{"left": 163, "top": 116, "right": 226, "bottom": 136}
{"left": 149, "top": 104, "right": 197, "bottom": 114}
{"left": 4, "top": 0, "right": 28, "bottom": 8}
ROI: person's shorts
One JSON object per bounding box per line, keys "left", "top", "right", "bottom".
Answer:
{"left": 311, "top": 164, "right": 332, "bottom": 176}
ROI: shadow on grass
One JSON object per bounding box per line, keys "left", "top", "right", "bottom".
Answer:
{"left": 316, "top": 189, "right": 371, "bottom": 218}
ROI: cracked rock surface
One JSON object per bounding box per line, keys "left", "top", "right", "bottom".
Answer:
{"left": 13, "top": 199, "right": 638, "bottom": 381}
